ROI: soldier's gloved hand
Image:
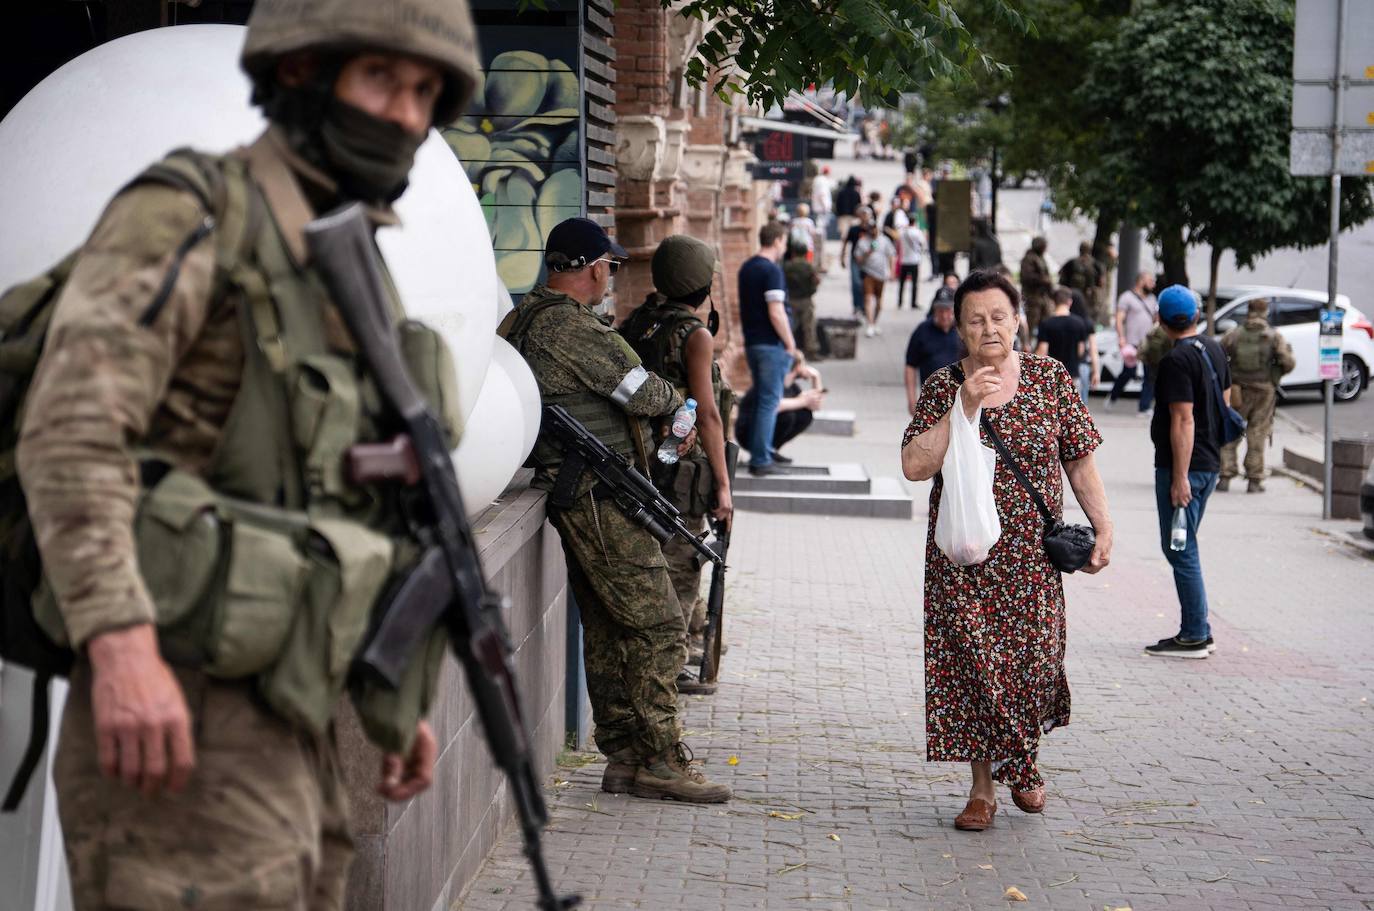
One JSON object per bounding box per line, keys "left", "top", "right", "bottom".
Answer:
{"left": 378, "top": 720, "right": 437, "bottom": 802}
{"left": 676, "top": 428, "right": 698, "bottom": 457}
{"left": 87, "top": 623, "right": 196, "bottom": 797}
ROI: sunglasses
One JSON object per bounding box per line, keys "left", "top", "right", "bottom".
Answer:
{"left": 592, "top": 257, "right": 621, "bottom": 275}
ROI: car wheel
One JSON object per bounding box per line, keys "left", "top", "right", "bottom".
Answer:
{"left": 1335, "top": 354, "right": 1367, "bottom": 402}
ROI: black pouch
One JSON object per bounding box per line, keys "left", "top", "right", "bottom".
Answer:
{"left": 980, "top": 416, "right": 1096, "bottom": 573}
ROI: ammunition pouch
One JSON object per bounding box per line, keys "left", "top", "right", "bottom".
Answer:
{"left": 653, "top": 455, "right": 715, "bottom": 518}
{"left": 34, "top": 468, "right": 395, "bottom": 738}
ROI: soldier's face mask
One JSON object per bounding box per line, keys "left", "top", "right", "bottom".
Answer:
{"left": 320, "top": 97, "right": 425, "bottom": 203}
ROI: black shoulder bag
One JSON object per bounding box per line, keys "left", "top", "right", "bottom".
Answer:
{"left": 949, "top": 363, "right": 1096, "bottom": 572}
{"left": 980, "top": 417, "right": 1096, "bottom": 573}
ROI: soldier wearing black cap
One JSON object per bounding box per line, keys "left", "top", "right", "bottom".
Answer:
{"left": 498, "top": 218, "right": 733, "bottom": 803}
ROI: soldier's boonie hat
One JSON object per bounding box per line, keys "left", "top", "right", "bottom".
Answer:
{"left": 652, "top": 235, "right": 719, "bottom": 298}
{"left": 1158, "top": 285, "right": 1199, "bottom": 328}
{"left": 545, "top": 217, "right": 628, "bottom": 271}
{"left": 241, "top": 0, "right": 481, "bottom": 124}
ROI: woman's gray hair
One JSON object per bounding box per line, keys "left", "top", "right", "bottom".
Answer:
{"left": 953, "top": 269, "right": 1021, "bottom": 324}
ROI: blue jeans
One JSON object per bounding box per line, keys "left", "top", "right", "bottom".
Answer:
{"left": 745, "top": 344, "right": 792, "bottom": 468}
{"left": 1076, "top": 361, "right": 1091, "bottom": 403}
{"left": 849, "top": 260, "right": 864, "bottom": 314}
{"left": 1139, "top": 367, "right": 1155, "bottom": 412}
{"left": 1154, "top": 469, "right": 1218, "bottom": 641}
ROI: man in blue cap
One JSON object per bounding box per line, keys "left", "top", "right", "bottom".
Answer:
{"left": 1145, "top": 285, "right": 1232, "bottom": 659}
{"left": 499, "top": 217, "right": 733, "bottom": 802}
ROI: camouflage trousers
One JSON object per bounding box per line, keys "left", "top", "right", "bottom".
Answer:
{"left": 1023, "top": 292, "right": 1053, "bottom": 337}
{"left": 791, "top": 296, "right": 819, "bottom": 360}
{"left": 551, "top": 488, "right": 686, "bottom": 758}
{"left": 55, "top": 663, "right": 352, "bottom": 911}
{"left": 663, "top": 509, "right": 708, "bottom": 640}
{"left": 1221, "top": 381, "right": 1276, "bottom": 481}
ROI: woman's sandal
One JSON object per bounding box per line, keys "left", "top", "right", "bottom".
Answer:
{"left": 954, "top": 797, "right": 997, "bottom": 831}
{"left": 1011, "top": 786, "right": 1045, "bottom": 814}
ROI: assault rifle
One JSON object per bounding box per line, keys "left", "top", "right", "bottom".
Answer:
{"left": 697, "top": 441, "right": 738, "bottom": 684}
{"left": 539, "top": 404, "right": 722, "bottom": 571}
{"left": 304, "top": 204, "right": 578, "bottom": 911}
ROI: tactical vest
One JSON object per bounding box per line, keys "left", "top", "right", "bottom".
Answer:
{"left": 619, "top": 294, "right": 734, "bottom": 513}
{"left": 498, "top": 288, "right": 641, "bottom": 473}
{"left": 619, "top": 294, "right": 733, "bottom": 434}
{"left": 25, "top": 147, "right": 454, "bottom": 754}
{"left": 1231, "top": 322, "right": 1277, "bottom": 384}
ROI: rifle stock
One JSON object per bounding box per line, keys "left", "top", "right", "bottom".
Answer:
{"left": 304, "top": 204, "right": 578, "bottom": 911}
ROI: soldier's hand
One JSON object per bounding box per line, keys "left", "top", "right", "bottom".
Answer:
{"left": 87, "top": 624, "right": 195, "bottom": 797}
{"left": 378, "top": 720, "right": 437, "bottom": 802}
{"left": 676, "top": 428, "right": 698, "bottom": 457}
{"left": 712, "top": 487, "right": 734, "bottom": 530}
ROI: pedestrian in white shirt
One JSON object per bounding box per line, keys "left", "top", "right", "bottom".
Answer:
{"left": 855, "top": 224, "right": 898, "bottom": 336}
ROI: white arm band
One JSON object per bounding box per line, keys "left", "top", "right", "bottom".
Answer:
{"left": 610, "top": 365, "right": 650, "bottom": 406}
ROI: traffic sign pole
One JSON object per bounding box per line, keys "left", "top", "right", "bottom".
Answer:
{"left": 1322, "top": 0, "right": 1347, "bottom": 521}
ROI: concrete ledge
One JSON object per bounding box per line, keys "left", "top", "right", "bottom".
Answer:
{"left": 341, "top": 480, "right": 567, "bottom": 911}
{"left": 734, "top": 462, "right": 871, "bottom": 494}
{"left": 809, "top": 410, "right": 856, "bottom": 436}
{"left": 736, "top": 476, "right": 913, "bottom": 519}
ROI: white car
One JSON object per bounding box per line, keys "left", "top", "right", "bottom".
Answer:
{"left": 1095, "top": 286, "right": 1374, "bottom": 402}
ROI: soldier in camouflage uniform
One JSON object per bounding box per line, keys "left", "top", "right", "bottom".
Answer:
{"left": 1019, "top": 236, "right": 1054, "bottom": 342}
{"left": 498, "top": 218, "right": 732, "bottom": 803}
{"left": 1219, "top": 298, "right": 1296, "bottom": 492}
{"left": 619, "top": 235, "right": 735, "bottom": 696}
{"left": 15, "top": 2, "right": 481, "bottom": 907}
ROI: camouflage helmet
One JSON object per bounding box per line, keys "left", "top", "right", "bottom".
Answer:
{"left": 652, "top": 235, "right": 718, "bottom": 299}
{"left": 241, "top": 0, "right": 481, "bottom": 124}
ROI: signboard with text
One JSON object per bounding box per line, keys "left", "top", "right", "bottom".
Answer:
{"left": 1319, "top": 308, "right": 1345, "bottom": 379}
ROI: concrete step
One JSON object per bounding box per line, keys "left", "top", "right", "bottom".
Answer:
{"left": 735, "top": 473, "right": 914, "bottom": 520}
{"left": 810, "top": 409, "right": 855, "bottom": 436}
{"left": 734, "top": 462, "right": 871, "bottom": 494}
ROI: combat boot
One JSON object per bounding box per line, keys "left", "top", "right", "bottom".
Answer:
{"left": 676, "top": 669, "right": 717, "bottom": 696}
{"left": 601, "top": 747, "right": 640, "bottom": 794}
{"left": 1247, "top": 479, "right": 1265, "bottom": 493}
{"left": 632, "top": 743, "right": 732, "bottom": 803}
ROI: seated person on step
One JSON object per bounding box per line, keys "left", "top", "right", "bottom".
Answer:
{"left": 735, "top": 363, "right": 825, "bottom": 466}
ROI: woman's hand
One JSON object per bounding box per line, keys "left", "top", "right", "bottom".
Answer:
{"left": 1080, "top": 527, "right": 1113, "bottom": 574}
{"left": 961, "top": 365, "right": 1002, "bottom": 419}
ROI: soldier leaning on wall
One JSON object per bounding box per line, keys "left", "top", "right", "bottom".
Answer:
{"left": 14, "top": 1, "right": 481, "bottom": 906}
{"left": 499, "top": 217, "right": 734, "bottom": 804}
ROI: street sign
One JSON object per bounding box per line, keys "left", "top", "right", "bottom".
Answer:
{"left": 1289, "top": 0, "right": 1374, "bottom": 177}
{"left": 1320, "top": 308, "right": 1344, "bottom": 380}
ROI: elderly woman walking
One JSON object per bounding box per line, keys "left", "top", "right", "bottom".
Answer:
{"left": 900, "top": 270, "right": 1114, "bottom": 830}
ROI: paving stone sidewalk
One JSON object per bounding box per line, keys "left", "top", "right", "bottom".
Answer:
{"left": 457, "top": 260, "right": 1374, "bottom": 911}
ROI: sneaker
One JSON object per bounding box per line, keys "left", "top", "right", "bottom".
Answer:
{"left": 1103, "top": 398, "right": 1116, "bottom": 412}
{"left": 771, "top": 450, "right": 794, "bottom": 465}
{"left": 1144, "top": 636, "right": 1210, "bottom": 659}
{"left": 601, "top": 748, "right": 640, "bottom": 794}
{"left": 865, "top": 325, "right": 876, "bottom": 338}
{"left": 1247, "top": 479, "right": 1265, "bottom": 493}
{"left": 676, "top": 669, "right": 717, "bottom": 696}
{"left": 632, "top": 743, "right": 732, "bottom": 803}
{"left": 748, "top": 463, "right": 782, "bottom": 478}
{"left": 1217, "top": 477, "right": 1231, "bottom": 493}
{"left": 874, "top": 324, "right": 883, "bottom": 335}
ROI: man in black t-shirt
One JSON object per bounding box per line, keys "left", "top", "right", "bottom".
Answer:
{"left": 1145, "top": 286, "right": 1231, "bottom": 660}
{"left": 1035, "top": 288, "right": 1090, "bottom": 388}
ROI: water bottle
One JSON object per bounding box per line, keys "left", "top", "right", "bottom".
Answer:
{"left": 656, "top": 398, "right": 697, "bottom": 465}
{"left": 1169, "top": 507, "right": 1188, "bottom": 552}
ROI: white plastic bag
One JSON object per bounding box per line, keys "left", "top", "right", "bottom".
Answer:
{"left": 934, "top": 391, "right": 1001, "bottom": 566}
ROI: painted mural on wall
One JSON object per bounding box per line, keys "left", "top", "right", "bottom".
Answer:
{"left": 445, "top": 16, "right": 583, "bottom": 297}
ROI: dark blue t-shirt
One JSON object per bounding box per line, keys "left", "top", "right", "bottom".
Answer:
{"left": 739, "top": 255, "right": 789, "bottom": 347}
{"left": 904, "top": 319, "right": 962, "bottom": 382}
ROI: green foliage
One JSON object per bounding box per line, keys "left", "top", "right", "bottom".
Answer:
{"left": 664, "top": 0, "right": 1033, "bottom": 109}
{"left": 1081, "top": 0, "right": 1373, "bottom": 278}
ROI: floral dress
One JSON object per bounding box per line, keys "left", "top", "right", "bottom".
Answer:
{"left": 902, "top": 354, "right": 1102, "bottom": 791}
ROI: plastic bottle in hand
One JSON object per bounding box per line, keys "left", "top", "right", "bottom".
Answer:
{"left": 657, "top": 398, "right": 697, "bottom": 465}
{"left": 1169, "top": 507, "right": 1188, "bottom": 552}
